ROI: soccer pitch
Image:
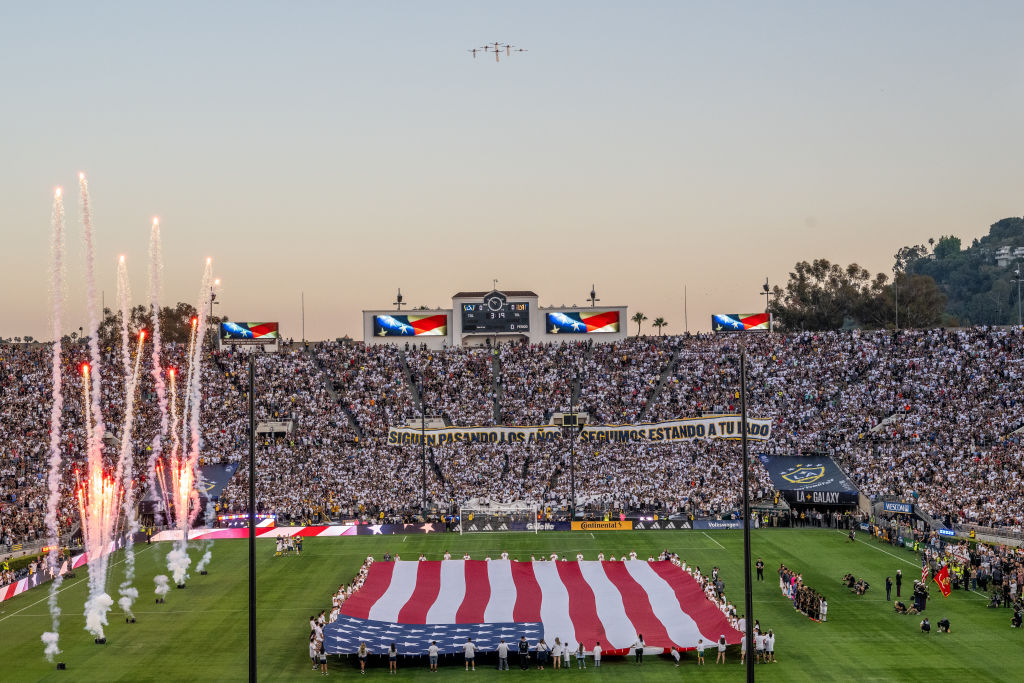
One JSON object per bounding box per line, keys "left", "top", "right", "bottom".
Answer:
{"left": 0, "top": 529, "right": 1019, "bottom": 681}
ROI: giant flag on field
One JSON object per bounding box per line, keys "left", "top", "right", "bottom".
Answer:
{"left": 324, "top": 560, "right": 740, "bottom": 655}
{"left": 374, "top": 314, "right": 448, "bottom": 337}
{"left": 547, "top": 310, "right": 620, "bottom": 334}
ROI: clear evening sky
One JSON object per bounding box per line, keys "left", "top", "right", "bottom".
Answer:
{"left": 1, "top": 1, "right": 1021, "bottom": 341}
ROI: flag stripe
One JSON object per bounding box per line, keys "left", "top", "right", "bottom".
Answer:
{"left": 483, "top": 560, "right": 517, "bottom": 623}
{"left": 555, "top": 560, "right": 609, "bottom": 650}
{"left": 625, "top": 561, "right": 707, "bottom": 648}
{"left": 397, "top": 561, "right": 442, "bottom": 624}
{"left": 648, "top": 562, "right": 740, "bottom": 644}
{"left": 340, "top": 561, "right": 395, "bottom": 619}
{"left": 582, "top": 310, "right": 620, "bottom": 331}
{"left": 531, "top": 562, "right": 575, "bottom": 650}
{"left": 510, "top": 561, "right": 543, "bottom": 622}
{"left": 577, "top": 561, "right": 636, "bottom": 649}
{"left": 425, "top": 560, "right": 466, "bottom": 624}
{"left": 456, "top": 561, "right": 490, "bottom": 623}
{"left": 603, "top": 561, "right": 673, "bottom": 647}
{"left": 368, "top": 561, "right": 419, "bottom": 622}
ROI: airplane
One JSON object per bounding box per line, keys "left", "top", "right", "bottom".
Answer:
{"left": 467, "top": 47, "right": 482, "bottom": 58}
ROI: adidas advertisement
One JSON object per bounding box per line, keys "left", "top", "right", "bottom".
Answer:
{"left": 462, "top": 521, "right": 571, "bottom": 533}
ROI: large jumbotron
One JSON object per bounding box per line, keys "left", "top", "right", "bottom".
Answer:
{"left": 364, "top": 289, "right": 629, "bottom": 348}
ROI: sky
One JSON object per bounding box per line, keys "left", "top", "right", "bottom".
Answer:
{"left": 1, "top": 1, "right": 1021, "bottom": 341}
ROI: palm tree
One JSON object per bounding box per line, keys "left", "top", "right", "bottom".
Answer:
{"left": 631, "top": 311, "right": 647, "bottom": 336}
{"left": 652, "top": 317, "right": 667, "bottom": 335}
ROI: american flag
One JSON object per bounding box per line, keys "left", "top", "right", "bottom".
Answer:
{"left": 921, "top": 553, "right": 929, "bottom": 583}
{"left": 324, "top": 560, "right": 740, "bottom": 656}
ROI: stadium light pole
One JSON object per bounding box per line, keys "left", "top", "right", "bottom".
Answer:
{"left": 248, "top": 354, "right": 257, "bottom": 683}
{"left": 739, "top": 348, "right": 754, "bottom": 683}
{"left": 1011, "top": 265, "right": 1022, "bottom": 326}
{"left": 419, "top": 377, "right": 427, "bottom": 513}
{"left": 762, "top": 278, "right": 771, "bottom": 333}
{"left": 567, "top": 372, "right": 580, "bottom": 522}
{"left": 894, "top": 268, "right": 899, "bottom": 331}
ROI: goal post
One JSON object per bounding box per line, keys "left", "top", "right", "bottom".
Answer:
{"left": 458, "top": 502, "right": 540, "bottom": 534}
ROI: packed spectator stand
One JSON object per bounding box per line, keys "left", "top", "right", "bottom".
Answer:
{"left": 4, "top": 326, "right": 1024, "bottom": 553}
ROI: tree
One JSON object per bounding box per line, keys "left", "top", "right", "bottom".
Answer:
{"left": 769, "top": 259, "right": 887, "bottom": 331}
{"left": 159, "top": 302, "right": 200, "bottom": 344}
{"left": 932, "top": 235, "right": 962, "bottom": 260}
{"left": 894, "top": 244, "right": 928, "bottom": 274}
{"left": 631, "top": 311, "right": 647, "bottom": 336}
{"left": 893, "top": 273, "right": 947, "bottom": 328}
{"left": 652, "top": 317, "right": 667, "bottom": 335}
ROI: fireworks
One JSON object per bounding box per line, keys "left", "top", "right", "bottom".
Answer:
{"left": 41, "top": 172, "right": 214, "bottom": 653}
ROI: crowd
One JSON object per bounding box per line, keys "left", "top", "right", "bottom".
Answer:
{"left": 5, "top": 326, "right": 1024, "bottom": 549}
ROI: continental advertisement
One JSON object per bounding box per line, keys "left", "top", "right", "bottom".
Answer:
{"left": 571, "top": 520, "right": 633, "bottom": 531}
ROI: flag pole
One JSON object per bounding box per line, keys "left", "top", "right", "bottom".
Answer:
{"left": 740, "top": 348, "right": 754, "bottom": 683}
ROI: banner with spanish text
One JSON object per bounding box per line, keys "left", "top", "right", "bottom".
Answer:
{"left": 387, "top": 415, "right": 771, "bottom": 446}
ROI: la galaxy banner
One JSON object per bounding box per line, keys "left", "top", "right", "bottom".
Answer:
{"left": 758, "top": 454, "right": 859, "bottom": 505}
{"left": 387, "top": 415, "right": 771, "bottom": 446}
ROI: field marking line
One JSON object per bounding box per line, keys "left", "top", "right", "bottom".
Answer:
{"left": 0, "top": 543, "right": 154, "bottom": 623}
{"left": 837, "top": 531, "right": 918, "bottom": 567}
{"left": 402, "top": 536, "right": 407, "bottom": 543}
{"left": 702, "top": 532, "right": 726, "bottom": 550}
{"left": 590, "top": 533, "right": 595, "bottom": 539}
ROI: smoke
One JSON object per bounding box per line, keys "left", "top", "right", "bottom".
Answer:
{"left": 43, "top": 188, "right": 65, "bottom": 659}
{"left": 146, "top": 219, "right": 169, "bottom": 525}
{"left": 182, "top": 260, "right": 212, "bottom": 528}
{"left": 195, "top": 541, "right": 213, "bottom": 573}
{"left": 167, "top": 547, "right": 191, "bottom": 586}
{"left": 41, "top": 631, "right": 61, "bottom": 662}
{"left": 78, "top": 173, "right": 107, "bottom": 466}
{"left": 83, "top": 592, "right": 114, "bottom": 639}
{"left": 117, "top": 586, "right": 139, "bottom": 616}
{"left": 78, "top": 173, "right": 117, "bottom": 617}
{"left": 153, "top": 575, "right": 170, "bottom": 597}
{"left": 45, "top": 574, "right": 63, "bottom": 659}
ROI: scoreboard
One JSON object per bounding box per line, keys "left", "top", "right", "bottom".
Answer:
{"left": 461, "top": 292, "right": 530, "bottom": 333}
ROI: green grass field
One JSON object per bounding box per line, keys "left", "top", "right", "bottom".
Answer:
{"left": 0, "top": 529, "right": 1020, "bottom": 681}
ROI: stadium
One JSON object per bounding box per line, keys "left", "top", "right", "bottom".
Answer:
{"left": 4, "top": 4, "right": 1024, "bottom": 681}
{"left": 3, "top": 278, "right": 1024, "bottom": 680}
